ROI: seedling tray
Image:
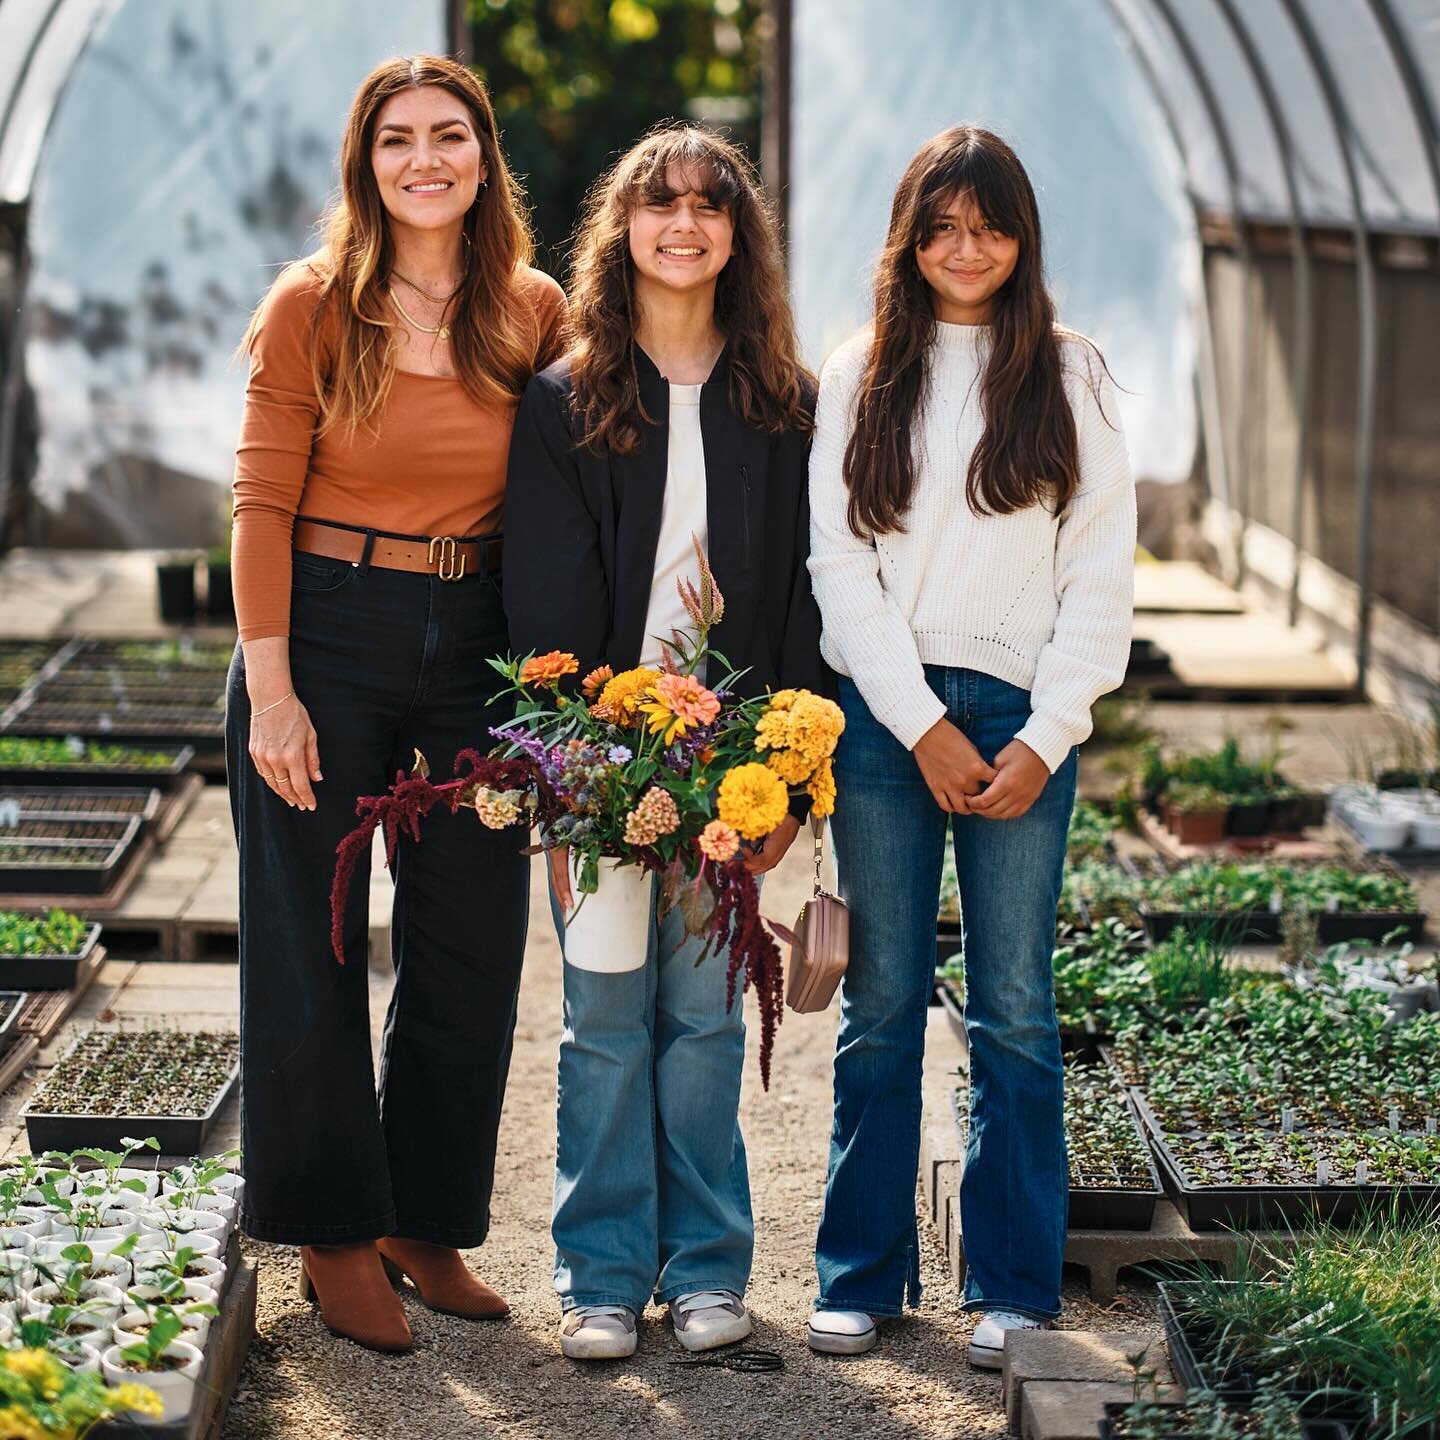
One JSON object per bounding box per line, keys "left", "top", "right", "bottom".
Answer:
{"left": 0, "top": 989, "right": 26, "bottom": 1055}
{"left": 4, "top": 699, "right": 223, "bottom": 744}
{"left": 1157, "top": 1283, "right": 1377, "bottom": 1427}
{"left": 1139, "top": 901, "right": 1284, "bottom": 944}
{"left": 1142, "top": 1118, "right": 1440, "bottom": 1231}
{"left": 1068, "top": 1091, "right": 1163, "bottom": 1231}
{"left": 0, "top": 787, "right": 162, "bottom": 826}
{"left": 1315, "top": 909, "right": 1428, "bottom": 944}
{"left": 23, "top": 1056, "right": 239, "bottom": 1153}
{"left": 0, "top": 920, "right": 102, "bottom": 989}
{"left": 0, "top": 815, "right": 140, "bottom": 844}
{"left": 0, "top": 744, "right": 195, "bottom": 790}
{"left": 0, "top": 816, "right": 142, "bottom": 894}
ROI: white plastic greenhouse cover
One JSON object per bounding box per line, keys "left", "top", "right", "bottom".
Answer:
{"left": 14, "top": 0, "right": 446, "bottom": 542}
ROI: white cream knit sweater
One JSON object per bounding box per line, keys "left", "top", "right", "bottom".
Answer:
{"left": 807, "top": 323, "right": 1136, "bottom": 772}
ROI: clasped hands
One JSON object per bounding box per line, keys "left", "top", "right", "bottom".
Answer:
{"left": 912, "top": 716, "right": 1049, "bottom": 821}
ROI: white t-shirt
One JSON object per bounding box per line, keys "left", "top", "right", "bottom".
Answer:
{"left": 640, "top": 383, "right": 709, "bottom": 667}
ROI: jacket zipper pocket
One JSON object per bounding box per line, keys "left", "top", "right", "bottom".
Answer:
{"left": 740, "top": 464, "right": 752, "bottom": 566}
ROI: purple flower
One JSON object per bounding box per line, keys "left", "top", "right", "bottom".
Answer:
{"left": 489, "top": 725, "right": 547, "bottom": 763}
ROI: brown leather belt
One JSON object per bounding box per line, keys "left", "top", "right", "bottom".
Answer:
{"left": 293, "top": 519, "right": 500, "bottom": 581}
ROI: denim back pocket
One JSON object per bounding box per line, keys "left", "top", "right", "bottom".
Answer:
{"left": 291, "top": 552, "right": 356, "bottom": 595}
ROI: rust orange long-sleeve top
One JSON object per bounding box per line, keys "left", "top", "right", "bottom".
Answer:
{"left": 231, "top": 256, "right": 566, "bottom": 641}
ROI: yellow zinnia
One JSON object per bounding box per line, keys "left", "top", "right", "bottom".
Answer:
{"left": 597, "top": 666, "right": 662, "bottom": 723}
{"left": 785, "top": 692, "right": 846, "bottom": 765}
{"left": 717, "top": 762, "right": 790, "bottom": 841}
{"left": 766, "top": 748, "right": 813, "bottom": 785}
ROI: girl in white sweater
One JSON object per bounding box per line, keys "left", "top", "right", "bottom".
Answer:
{"left": 805, "top": 126, "right": 1135, "bottom": 1365}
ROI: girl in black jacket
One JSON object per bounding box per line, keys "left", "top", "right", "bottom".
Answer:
{"left": 504, "top": 124, "right": 823, "bottom": 1361}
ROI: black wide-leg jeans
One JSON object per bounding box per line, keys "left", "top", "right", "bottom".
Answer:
{"left": 226, "top": 551, "right": 528, "bottom": 1247}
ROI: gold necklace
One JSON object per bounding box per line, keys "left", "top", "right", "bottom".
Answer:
{"left": 392, "top": 269, "right": 462, "bottom": 303}
{"left": 389, "top": 287, "right": 451, "bottom": 341}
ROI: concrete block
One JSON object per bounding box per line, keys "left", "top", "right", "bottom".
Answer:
{"left": 1004, "top": 1330, "right": 1171, "bottom": 1432}
{"left": 1021, "top": 1380, "right": 1175, "bottom": 1440}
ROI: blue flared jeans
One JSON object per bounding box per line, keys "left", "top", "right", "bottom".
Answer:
{"left": 550, "top": 874, "right": 753, "bottom": 1314}
{"left": 815, "top": 667, "right": 1075, "bottom": 1320}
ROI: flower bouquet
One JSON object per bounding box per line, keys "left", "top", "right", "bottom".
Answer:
{"left": 330, "top": 542, "right": 841, "bottom": 1087}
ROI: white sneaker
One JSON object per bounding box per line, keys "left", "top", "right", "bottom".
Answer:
{"left": 559, "top": 1305, "right": 638, "bottom": 1360}
{"left": 806, "top": 1308, "right": 878, "bottom": 1356}
{"left": 668, "top": 1291, "right": 752, "bottom": 1352}
{"left": 967, "top": 1310, "right": 1049, "bottom": 1369}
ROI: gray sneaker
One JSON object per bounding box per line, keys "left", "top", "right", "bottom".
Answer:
{"left": 559, "top": 1305, "right": 638, "bottom": 1360}
{"left": 669, "top": 1291, "right": 752, "bottom": 1352}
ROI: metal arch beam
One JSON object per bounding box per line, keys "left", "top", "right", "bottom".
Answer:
{"left": 1147, "top": 0, "right": 1258, "bottom": 588}
{"left": 1097, "top": 0, "right": 1234, "bottom": 542}
{"left": 1278, "top": 0, "right": 1380, "bottom": 696}
{"left": 1367, "top": 0, "right": 1440, "bottom": 221}
{"left": 1212, "top": 0, "right": 1314, "bottom": 628}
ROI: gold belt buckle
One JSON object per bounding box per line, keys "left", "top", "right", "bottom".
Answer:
{"left": 427, "top": 535, "right": 466, "bottom": 581}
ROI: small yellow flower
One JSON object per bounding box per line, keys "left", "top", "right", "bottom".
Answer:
{"left": 2, "top": 1349, "right": 57, "bottom": 1387}
{"left": 785, "top": 692, "right": 846, "bottom": 765}
{"left": 807, "top": 756, "right": 836, "bottom": 818}
{"left": 111, "top": 1382, "right": 166, "bottom": 1418}
{"left": 717, "top": 762, "right": 790, "bottom": 841}
{"left": 0, "top": 1408, "right": 49, "bottom": 1440}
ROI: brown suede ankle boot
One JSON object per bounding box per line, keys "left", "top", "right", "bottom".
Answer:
{"left": 298, "top": 1242, "right": 413, "bottom": 1352}
{"left": 375, "top": 1238, "right": 510, "bottom": 1320}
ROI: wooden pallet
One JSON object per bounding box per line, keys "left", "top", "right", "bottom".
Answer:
{"left": 1136, "top": 806, "right": 1339, "bottom": 866}
{"left": 90, "top": 1249, "right": 258, "bottom": 1440}
{"left": 16, "top": 943, "right": 106, "bottom": 1041}
{"left": 0, "top": 1035, "right": 39, "bottom": 1098}
{"left": 154, "top": 771, "right": 206, "bottom": 843}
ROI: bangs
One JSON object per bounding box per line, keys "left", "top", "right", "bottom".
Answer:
{"left": 623, "top": 130, "right": 744, "bottom": 212}
{"left": 917, "top": 147, "right": 1028, "bottom": 241}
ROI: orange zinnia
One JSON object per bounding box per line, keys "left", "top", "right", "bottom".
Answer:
{"left": 638, "top": 673, "right": 721, "bottom": 746}
{"left": 581, "top": 664, "right": 613, "bottom": 699}
{"left": 520, "top": 651, "right": 579, "bottom": 687}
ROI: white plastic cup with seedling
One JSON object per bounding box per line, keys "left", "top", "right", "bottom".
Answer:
{"left": 101, "top": 1306, "right": 205, "bottom": 1424}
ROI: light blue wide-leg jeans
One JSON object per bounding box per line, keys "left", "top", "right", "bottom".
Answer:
{"left": 551, "top": 874, "right": 753, "bottom": 1314}
{"left": 814, "top": 667, "right": 1075, "bottom": 1320}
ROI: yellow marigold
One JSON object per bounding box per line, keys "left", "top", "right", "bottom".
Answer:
{"left": 0, "top": 1408, "right": 48, "bottom": 1440}
{"left": 581, "top": 664, "right": 613, "bottom": 699}
{"left": 520, "top": 650, "right": 579, "bottom": 687}
{"left": 1, "top": 1349, "right": 58, "bottom": 1387}
{"left": 753, "top": 709, "right": 792, "bottom": 754}
{"left": 717, "top": 762, "right": 790, "bottom": 841}
{"left": 785, "top": 692, "right": 846, "bottom": 765}
{"left": 638, "top": 673, "right": 721, "bottom": 746}
{"left": 807, "top": 755, "right": 837, "bottom": 818}
{"left": 698, "top": 819, "right": 740, "bottom": 863}
{"left": 598, "top": 666, "right": 662, "bottom": 723}
{"left": 767, "top": 688, "right": 799, "bottom": 711}
{"left": 766, "top": 748, "right": 813, "bottom": 785}
{"left": 110, "top": 1382, "right": 166, "bottom": 1418}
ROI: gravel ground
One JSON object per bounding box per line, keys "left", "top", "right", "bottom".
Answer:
{"left": 222, "top": 840, "right": 1162, "bottom": 1440}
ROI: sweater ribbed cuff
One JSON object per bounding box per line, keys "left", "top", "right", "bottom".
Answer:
{"left": 1013, "top": 712, "right": 1079, "bottom": 775}
{"left": 890, "top": 689, "right": 948, "bottom": 752}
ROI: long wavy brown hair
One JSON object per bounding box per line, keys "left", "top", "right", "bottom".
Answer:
{"left": 243, "top": 55, "right": 536, "bottom": 432}
{"left": 567, "top": 124, "right": 811, "bottom": 455}
{"left": 844, "top": 125, "right": 1105, "bottom": 537}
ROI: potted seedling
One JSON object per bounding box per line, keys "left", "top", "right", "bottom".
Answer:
{"left": 102, "top": 1303, "right": 205, "bottom": 1422}
{"left": 1165, "top": 784, "right": 1229, "bottom": 846}
{"left": 1225, "top": 787, "right": 1272, "bottom": 839}
{"left": 37, "top": 1170, "right": 137, "bottom": 1254}
{"left": 133, "top": 1243, "right": 226, "bottom": 1298}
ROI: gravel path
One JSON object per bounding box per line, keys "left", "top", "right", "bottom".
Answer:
{"left": 222, "top": 842, "right": 1160, "bottom": 1440}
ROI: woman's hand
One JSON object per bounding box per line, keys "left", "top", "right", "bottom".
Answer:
{"left": 248, "top": 693, "right": 321, "bottom": 810}
{"left": 966, "top": 739, "right": 1049, "bottom": 820}
{"left": 743, "top": 813, "right": 802, "bottom": 876}
{"left": 912, "top": 717, "right": 997, "bottom": 813}
{"left": 548, "top": 845, "right": 573, "bottom": 912}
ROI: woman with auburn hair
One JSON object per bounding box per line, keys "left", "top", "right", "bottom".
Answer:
{"left": 504, "top": 124, "right": 826, "bottom": 1361}
{"left": 805, "top": 126, "right": 1135, "bottom": 1363}
{"left": 228, "top": 53, "right": 565, "bottom": 1353}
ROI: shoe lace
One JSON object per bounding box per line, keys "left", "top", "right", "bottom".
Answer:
{"left": 675, "top": 1290, "right": 738, "bottom": 1314}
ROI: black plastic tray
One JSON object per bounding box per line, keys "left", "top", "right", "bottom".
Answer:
{"left": 1158, "top": 1283, "right": 1377, "bottom": 1427}
{"left": 1142, "top": 1116, "right": 1440, "bottom": 1231}
{"left": 0, "top": 816, "right": 141, "bottom": 895}
{"left": 0, "top": 744, "right": 194, "bottom": 791}
{"left": 1139, "top": 902, "right": 1284, "bottom": 944}
{"left": 1097, "top": 1402, "right": 1353, "bottom": 1439}
{"left": 1068, "top": 1091, "right": 1163, "bottom": 1231}
{"left": 1315, "top": 909, "right": 1428, "bottom": 944}
{"left": 23, "top": 1057, "right": 239, "bottom": 1154}
{"left": 5, "top": 701, "right": 223, "bottom": 745}
{"left": 0, "top": 920, "right": 101, "bottom": 990}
